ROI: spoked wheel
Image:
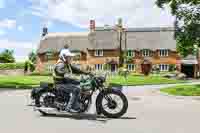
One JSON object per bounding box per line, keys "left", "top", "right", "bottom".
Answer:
{"left": 36, "top": 92, "right": 55, "bottom": 108}
{"left": 98, "top": 90, "right": 128, "bottom": 118}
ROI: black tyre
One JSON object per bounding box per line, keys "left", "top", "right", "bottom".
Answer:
{"left": 35, "top": 92, "right": 55, "bottom": 108}
{"left": 97, "top": 90, "right": 128, "bottom": 118}
{"left": 35, "top": 95, "right": 41, "bottom": 107}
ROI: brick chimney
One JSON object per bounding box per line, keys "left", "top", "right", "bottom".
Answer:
{"left": 90, "top": 20, "right": 95, "bottom": 32}
{"left": 117, "top": 18, "right": 123, "bottom": 28}
{"left": 42, "top": 27, "right": 48, "bottom": 37}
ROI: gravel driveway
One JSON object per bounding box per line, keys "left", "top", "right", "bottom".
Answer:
{"left": 0, "top": 84, "right": 200, "bottom": 133}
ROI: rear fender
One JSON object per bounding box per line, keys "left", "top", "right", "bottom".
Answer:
{"left": 31, "top": 87, "right": 50, "bottom": 99}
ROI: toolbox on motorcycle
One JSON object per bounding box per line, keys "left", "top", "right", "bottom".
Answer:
{"left": 80, "top": 75, "right": 92, "bottom": 91}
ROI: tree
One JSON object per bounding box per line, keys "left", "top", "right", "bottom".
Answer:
{"left": 24, "top": 51, "right": 37, "bottom": 73}
{"left": 0, "top": 49, "right": 15, "bottom": 63}
{"left": 28, "top": 51, "right": 37, "bottom": 64}
{"left": 156, "top": 0, "right": 200, "bottom": 57}
{"left": 24, "top": 60, "right": 35, "bottom": 73}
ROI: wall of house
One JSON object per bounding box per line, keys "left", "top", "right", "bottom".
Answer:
{"left": 36, "top": 52, "right": 89, "bottom": 72}
{"left": 87, "top": 49, "right": 119, "bottom": 65}
{"left": 35, "top": 54, "right": 46, "bottom": 72}
{"left": 126, "top": 50, "right": 180, "bottom": 72}
{"left": 36, "top": 50, "right": 181, "bottom": 73}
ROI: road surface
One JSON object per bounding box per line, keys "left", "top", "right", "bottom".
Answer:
{"left": 0, "top": 85, "right": 200, "bottom": 133}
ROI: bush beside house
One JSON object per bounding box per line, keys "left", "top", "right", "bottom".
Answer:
{"left": 0, "top": 63, "right": 25, "bottom": 70}
{"left": 0, "top": 63, "right": 25, "bottom": 76}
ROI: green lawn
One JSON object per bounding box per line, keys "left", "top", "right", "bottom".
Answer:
{"left": 108, "top": 75, "right": 185, "bottom": 86}
{"left": 0, "top": 75, "right": 52, "bottom": 89}
{"left": 160, "top": 84, "right": 200, "bottom": 96}
{"left": 0, "top": 74, "right": 185, "bottom": 89}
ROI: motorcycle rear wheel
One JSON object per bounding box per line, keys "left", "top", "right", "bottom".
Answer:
{"left": 35, "top": 92, "right": 55, "bottom": 108}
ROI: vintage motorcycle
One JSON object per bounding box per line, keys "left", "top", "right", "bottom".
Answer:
{"left": 31, "top": 74, "right": 128, "bottom": 118}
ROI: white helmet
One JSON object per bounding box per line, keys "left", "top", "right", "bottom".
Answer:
{"left": 59, "top": 49, "right": 75, "bottom": 61}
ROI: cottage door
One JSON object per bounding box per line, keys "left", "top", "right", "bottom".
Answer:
{"left": 111, "top": 64, "right": 117, "bottom": 72}
{"left": 141, "top": 60, "right": 152, "bottom": 76}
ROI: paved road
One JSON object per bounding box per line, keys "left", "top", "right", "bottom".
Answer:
{"left": 0, "top": 85, "right": 200, "bottom": 133}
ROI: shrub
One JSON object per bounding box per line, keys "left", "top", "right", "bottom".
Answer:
{"left": 103, "top": 64, "right": 111, "bottom": 71}
{"left": 152, "top": 65, "right": 160, "bottom": 74}
{"left": 29, "top": 71, "right": 52, "bottom": 76}
{"left": 0, "top": 49, "right": 15, "bottom": 63}
{"left": 24, "top": 60, "right": 36, "bottom": 73}
{"left": 169, "top": 64, "right": 176, "bottom": 72}
{"left": 118, "top": 67, "right": 129, "bottom": 77}
{"left": 0, "top": 63, "right": 25, "bottom": 70}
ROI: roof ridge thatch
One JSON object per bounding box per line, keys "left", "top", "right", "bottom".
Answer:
{"left": 37, "top": 27, "right": 176, "bottom": 54}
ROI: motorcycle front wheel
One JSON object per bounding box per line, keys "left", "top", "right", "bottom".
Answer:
{"left": 97, "top": 90, "right": 128, "bottom": 118}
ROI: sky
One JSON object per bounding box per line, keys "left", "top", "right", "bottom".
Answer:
{"left": 0, "top": 0, "right": 175, "bottom": 61}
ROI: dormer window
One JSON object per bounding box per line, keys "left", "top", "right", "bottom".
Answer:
{"left": 127, "top": 50, "right": 135, "bottom": 57}
{"left": 142, "top": 49, "right": 150, "bottom": 57}
{"left": 95, "top": 49, "right": 103, "bottom": 56}
{"left": 45, "top": 49, "right": 55, "bottom": 61}
{"left": 159, "top": 49, "right": 169, "bottom": 57}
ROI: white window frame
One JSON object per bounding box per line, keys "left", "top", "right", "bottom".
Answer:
{"left": 46, "top": 64, "right": 54, "bottom": 72}
{"left": 159, "top": 49, "right": 169, "bottom": 57}
{"left": 127, "top": 64, "right": 136, "bottom": 71}
{"left": 142, "top": 49, "right": 150, "bottom": 57}
{"left": 45, "top": 53, "right": 55, "bottom": 61}
{"left": 127, "top": 50, "right": 135, "bottom": 57}
{"left": 95, "top": 64, "right": 103, "bottom": 71}
{"left": 94, "top": 49, "right": 103, "bottom": 57}
{"left": 159, "top": 64, "right": 169, "bottom": 71}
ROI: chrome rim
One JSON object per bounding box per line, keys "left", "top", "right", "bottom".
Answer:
{"left": 39, "top": 92, "right": 55, "bottom": 107}
{"left": 102, "top": 94, "right": 124, "bottom": 114}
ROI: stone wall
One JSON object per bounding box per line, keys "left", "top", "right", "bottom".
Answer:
{"left": 0, "top": 69, "right": 24, "bottom": 76}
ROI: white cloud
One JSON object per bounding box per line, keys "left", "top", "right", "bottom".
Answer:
{"left": 0, "top": 19, "right": 16, "bottom": 29}
{"left": 29, "top": 0, "right": 175, "bottom": 28}
{"left": 0, "top": 39, "right": 38, "bottom": 61}
{"left": 17, "top": 25, "right": 24, "bottom": 31}
{"left": 46, "top": 21, "right": 53, "bottom": 28}
{"left": 0, "top": 29, "right": 5, "bottom": 36}
{"left": 0, "top": 0, "right": 5, "bottom": 8}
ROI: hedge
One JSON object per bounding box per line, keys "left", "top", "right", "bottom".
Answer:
{"left": 29, "top": 71, "right": 52, "bottom": 76}
{"left": 0, "top": 63, "right": 25, "bottom": 70}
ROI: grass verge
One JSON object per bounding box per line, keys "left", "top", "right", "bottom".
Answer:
{"left": 0, "top": 74, "right": 186, "bottom": 89}
{"left": 108, "top": 75, "right": 185, "bottom": 86}
{"left": 160, "top": 84, "right": 200, "bottom": 96}
{"left": 0, "top": 76, "right": 52, "bottom": 89}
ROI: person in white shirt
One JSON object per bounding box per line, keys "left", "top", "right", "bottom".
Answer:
{"left": 59, "top": 44, "right": 75, "bottom": 62}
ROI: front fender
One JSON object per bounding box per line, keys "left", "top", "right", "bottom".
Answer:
{"left": 108, "top": 83, "right": 123, "bottom": 92}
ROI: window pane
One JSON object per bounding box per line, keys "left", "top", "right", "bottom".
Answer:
{"left": 127, "top": 50, "right": 134, "bottom": 57}
{"left": 159, "top": 49, "right": 169, "bottom": 56}
{"left": 95, "top": 50, "right": 103, "bottom": 56}
{"left": 127, "top": 64, "right": 135, "bottom": 71}
{"left": 143, "top": 50, "right": 150, "bottom": 56}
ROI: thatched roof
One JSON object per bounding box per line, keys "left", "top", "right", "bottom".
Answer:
{"left": 88, "top": 30, "right": 119, "bottom": 50}
{"left": 37, "top": 32, "right": 91, "bottom": 54}
{"left": 125, "top": 29, "right": 176, "bottom": 50}
{"left": 37, "top": 27, "right": 176, "bottom": 54}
